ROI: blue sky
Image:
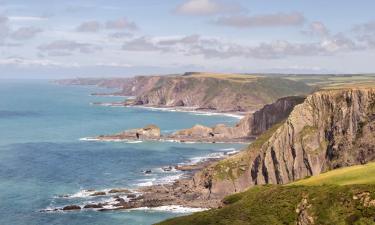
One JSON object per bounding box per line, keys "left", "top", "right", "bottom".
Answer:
{"left": 1, "top": 0, "right": 375, "bottom": 78}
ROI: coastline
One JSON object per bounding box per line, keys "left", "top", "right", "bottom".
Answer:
{"left": 91, "top": 101, "right": 247, "bottom": 119}
{"left": 47, "top": 83, "right": 249, "bottom": 214}
{"left": 42, "top": 146, "right": 244, "bottom": 213}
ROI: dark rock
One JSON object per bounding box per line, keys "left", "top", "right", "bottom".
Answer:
{"left": 143, "top": 170, "right": 152, "bottom": 174}
{"left": 108, "top": 189, "right": 131, "bottom": 194}
{"left": 63, "top": 205, "right": 81, "bottom": 210}
{"left": 90, "top": 191, "right": 106, "bottom": 196}
{"left": 162, "top": 166, "right": 173, "bottom": 172}
{"left": 126, "top": 194, "right": 137, "bottom": 199}
{"left": 83, "top": 204, "right": 103, "bottom": 209}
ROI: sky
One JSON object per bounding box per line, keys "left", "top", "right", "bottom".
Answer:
{"left": 1, "top": 0, "right": 375, "bottom": 78}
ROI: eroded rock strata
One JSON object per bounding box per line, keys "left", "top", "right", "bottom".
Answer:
{"left": 49, "top": 87, "right": 375, "bottom": 214}
{"left": 95, "top": 96, "right": 304, "bottom": 143}
{"left": 191, "top": 88, "right": 375, "bottom": 198}
{"left": 58, "top": 73, "right": 313, "bottom": 112}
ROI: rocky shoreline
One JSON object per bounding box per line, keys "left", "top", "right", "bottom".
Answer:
{"left": 41, "top": 156, "right": 231, "bottom": 213}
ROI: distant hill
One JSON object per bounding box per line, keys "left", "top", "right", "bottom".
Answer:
{"left": 57, "top": 72, "right": 314, "bottom": 112}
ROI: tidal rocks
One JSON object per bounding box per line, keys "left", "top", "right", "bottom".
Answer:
{"left": 143, "top": 169, "right": 152, "bottom": 174}
{"left": 90, "top": 191, "right": 106, "bottom": 196}
{"left": 83, "top": 204, "right": 103, "bottom": 209}
{"left": 62, "top": 205, "right": 81, "bottom": 211}
{"left": 162, "top": 166, "right": 173, "bottom": 172}
{"left": 96, "top": 125, "right": 161, "bottom": 141}
{"left": 108, "top": 189, "right": 131, "bottom": 194}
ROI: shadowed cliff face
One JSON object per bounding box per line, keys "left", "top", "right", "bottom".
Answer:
{"left": 193, "top": 88, "right": 375, "bottom": 198}
{"left": 168, "top": 96, "right": 305, "bottom": 142}
{"left": 237, "top": 96, "right": 306, "bottom": 136}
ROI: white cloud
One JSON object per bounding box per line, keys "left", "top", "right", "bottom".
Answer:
{"left": 11, "top": 27, "right": 43, "bottom": 40}
{"left": 0, "top": 15, "right": 10, "bottom": 40}
{"left": 76, "top": 21, "right": 101, "bottom": 32}
{"left": 122, "top": 34, "right": 360, "bottom": 59}
{"left": 353, "top": 21, "right": 375, "bottom": 33}
{"left": 0, "top": 57, "right": 78, "bottom": 67}
{"left": 175, "top": 0, "right": 244, "bottom": 16}
{"left": 302, "top": 21, "right": 330, "bottom": 37}
{"left": 106, "top": 18, "right": 137, "bottom": 30}
{"left": 8, "top": 16, "right": 47, "bottom": 21}
{"left": 214, "top": 12, "right": 306, "bottom": 28}
{"left": 95, "top": 62, "right": 133, "bottom": 68}
{"left": 38, "top": 40, "right": 100, "bottom": 55}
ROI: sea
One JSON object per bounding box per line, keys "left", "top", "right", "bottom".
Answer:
{"left": 0, "top": 79, "right": 246, "bottom": 225}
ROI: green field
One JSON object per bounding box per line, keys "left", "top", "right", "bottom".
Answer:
{"left": 290, "top": 163, "right": 375, "bottom": 186}
{"left": 157, "top": 163, "right": 375, "bottom": 225}
{"left": 280, "top": 74, "right": 375, "bottom": 89}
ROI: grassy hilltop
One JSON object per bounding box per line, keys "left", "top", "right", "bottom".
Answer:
{"left": 158, "top": 163, "right": 375, "bottom": 225}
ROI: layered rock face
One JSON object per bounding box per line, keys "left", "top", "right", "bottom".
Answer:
{"left": 133, "top": 76, "right": 311, "bottom": 112}
{"left": 170, "top": 96, "right": 305, "bottom": 141}
{"left": 58, "top": 74, "right": 313, "bottom": 112}
{"left": 193, "top": 88, "right": 375, "bottom": 197}
{"left": 236, "top": 96, "right": 306, "bottom": 136}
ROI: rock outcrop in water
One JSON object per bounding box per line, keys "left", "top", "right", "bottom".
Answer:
{"left": 191, "top": 88, "right": 375, "bottom": 197}
{"left": 95, "top": 96, "right": 304, "bottom": 143}
{"left": 97, "top": 124, "right": 161, "bottom": 140}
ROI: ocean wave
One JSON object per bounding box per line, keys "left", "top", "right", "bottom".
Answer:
{"left": 79, "top": 137, "right": 99, "bottom": 141}
{"left": 131, "top": 106, "right": 244, "bottom": 119}
{"left": 136, "top": 178, "right": 157, "bottom": 187}
{"left": 217, "top": 147, "right": 237, "bottom": 152}
{"left": 79, "top": 137, "right": 143, "bottom": 144}
{"left": 131, "top": 205, "right": 208, "bottom": 213}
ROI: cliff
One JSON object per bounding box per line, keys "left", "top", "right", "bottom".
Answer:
{"left": 169, "top": 96, "right": 305, "bottom": 141}
{"left": 132, "top": 74, "right": 312, "bottom": 112}
{"left": 94, "top": 96, "right": 304, "bottom": 143}
{"left": 58, "top": 73, "right": 313, "bottom": 112}
{"left": 192, "top": 88, "right": 375, "bottom": 197}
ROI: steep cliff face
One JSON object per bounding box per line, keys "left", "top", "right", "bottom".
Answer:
{"left": 133, "top": 76, "right": 312, "bottom": 112}
{"left": 58, "top": 74, "right": 313, "bottom": 112}
{"left": 193, "top": 88, "right": 375, "bottom": 197}
{"left": 170, "top": 96, "right": 305, "bottom": 142}
{"left": 236, "top": 96, "right": 306, "bottom": 136}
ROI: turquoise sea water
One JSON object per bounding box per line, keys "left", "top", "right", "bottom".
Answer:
{"left": 0, "top": 80, "right": 245, "bottom": 225}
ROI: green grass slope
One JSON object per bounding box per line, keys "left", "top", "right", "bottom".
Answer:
{"left": 157, "top": 163, "right": 375, "bottom": 225}
{"left": 290, "top": 163, "right": 375, "bottom": 186}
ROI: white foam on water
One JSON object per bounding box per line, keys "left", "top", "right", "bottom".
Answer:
{"left": 130, "top": 105, "right": 244, "bottom": 119}
{"left": 126, "top": 140, "right": 143, "bottom": 144}
{"left": 68, "top": 189, "right": 96, "bottom": 198}
{"left": 79, "top": 137, "right": 99, "bottom": 141}
{"left": 136, "top": 178, "right": 157, "bottom": 187}
{"left": 131, "top": 205, "right": 208, "bottom": 213}
{"left": 217, "top": 147, "right": 237, "bottom": 152}
{"left": 226, "top": 150, "right": 239, "bottom": 155}
{"left": 155, "top": 174, "right": 184, "bottom": 185}
{"left": 79, "top": 137, "right": 143, "bottom": 144}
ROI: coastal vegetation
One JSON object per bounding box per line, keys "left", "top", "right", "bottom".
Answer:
{"left": 158, "top": 163, "right": 375, "bottom": 225}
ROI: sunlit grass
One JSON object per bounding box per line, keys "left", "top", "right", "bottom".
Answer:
{"left": 289, "top": 162, "right": 375, "bottom": 186}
